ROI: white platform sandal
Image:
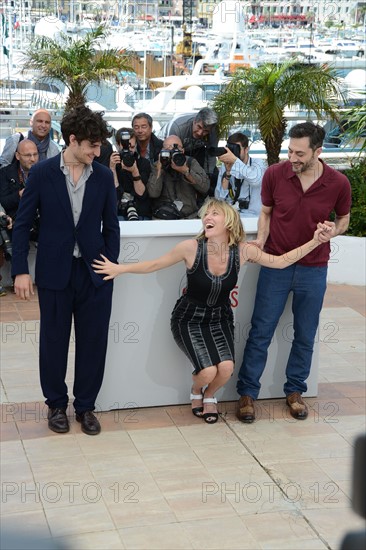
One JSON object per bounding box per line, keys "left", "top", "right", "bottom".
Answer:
{"left": 202, "top": 396, "right": 218, "bottom": 424}
{"left": 190, "top": 390, "right": 204, "bottom": 417}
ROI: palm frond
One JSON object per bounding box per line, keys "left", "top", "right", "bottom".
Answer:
{"left": 212, "top": 60, "right": 343, "bottom": 164}
{"left": 21, "top": 24, "right": 132, "bottom": 111}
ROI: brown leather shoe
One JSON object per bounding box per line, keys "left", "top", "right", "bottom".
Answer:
{"left": 286, "top": 392, "right": 308, "bottom": 420}
{"left": 236, "top": 395, "right": 255, "bottom": 423}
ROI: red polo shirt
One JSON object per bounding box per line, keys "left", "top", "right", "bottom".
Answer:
{"left": 261, "top": 160, "right": 352, "bottom": 267}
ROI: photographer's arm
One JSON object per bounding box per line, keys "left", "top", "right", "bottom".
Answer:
{"left": 92, "top": 240, "right": 193, "bottom": 280}
{"left": 172, "top": 158, "right": 209, "bottom": 194}
{"left": 146, "top": 161, "right": 163, "bottom": 198}
{"left": 230, "top": 157, "right": 265, "bottom": 186}
{"left": 109, "top": 152, "right": 121, "bottom": 188}
{"left": 127, "top": 164, "right": 145, "bottom": 195}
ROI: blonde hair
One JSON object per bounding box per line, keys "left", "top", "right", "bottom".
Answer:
{"left": 197, "top": 198, "right": 246, "bottom": 246}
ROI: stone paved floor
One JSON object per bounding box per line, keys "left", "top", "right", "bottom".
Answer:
{"left": 0, "top": 284, "right": 365, "bottom": 549}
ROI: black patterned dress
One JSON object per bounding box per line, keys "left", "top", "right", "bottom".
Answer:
{"left": 171, "top": 239, "right": 240, "bottom": 373}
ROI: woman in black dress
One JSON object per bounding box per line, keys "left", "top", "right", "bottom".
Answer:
{"left": 93, "top": 198, "right": 330, "bottom": 424}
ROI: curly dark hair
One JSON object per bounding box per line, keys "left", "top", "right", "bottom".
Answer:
{"left": 288, "top": 122, "right": 326, "bottom": 151}
{"left": 61, "top": 105, "right": 112, "bottom": 146}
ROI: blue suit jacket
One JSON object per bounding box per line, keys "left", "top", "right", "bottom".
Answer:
{"left": 11, "top": 154, "right": 120, "bottom": 289}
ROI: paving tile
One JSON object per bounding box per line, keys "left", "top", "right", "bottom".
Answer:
{"left": 242, "top": 510, "right": 319, "bottom": 544}
{"left": 45, "top": 501, "right": 115, "bottom": 537}
{"left": 108, "top": 497, "right": 176, "bottom": 529}
{"left": 119, "top": 522, "right": 192, "bottom": 550}
{"left": 55, "top": 530, "right": 125, "bottom": 550}
{"left": 181, "top": 516, "right": 259, "bottom": 549}
{"left": 127, "top": 425, "right": 187, "bottom": 451}
{"left": 165, "top": 490, "right": 237, "bottom": 522}
{"left": 1, "top": 510, "right": 51, "bottom": 541}
{"left": 304, "top": 508, "right": 365, "bottom": 549}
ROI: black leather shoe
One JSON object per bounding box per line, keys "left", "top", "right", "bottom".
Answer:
{"left": 236, "top": 395, "right": 256, "bottom": 423}
{"left": 48, "top": 408, "right": 69, "bottom": 433}
{"left": 76, "top": 411, "right": 101, "bottom": 435}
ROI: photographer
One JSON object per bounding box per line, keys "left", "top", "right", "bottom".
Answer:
{"left": 147, "top": 135, "right": 209, "bottom": 220}
{"left": 110, "top": 128, "right": 152, "bottom": 220}
{"left": 215, "top": 133, "right": 266, "bottom": 217}
{"left": 0, "top": 204, "right": 12, "bottom": 297}
{"left": 132, "top": 113, "right": 163, "bottom": 165}
{"left": 0, "top": 139, "right": 39, "bottom": 219}
{"left": 159, "top": 108, "right": 219, "bottom": 198}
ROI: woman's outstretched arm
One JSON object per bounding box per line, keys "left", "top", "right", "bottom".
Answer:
{"left": 92, "top": 240, "right": 194, "bottom": 280}
{"left": 240, "top": 223, "right": 332, "bottom": 269}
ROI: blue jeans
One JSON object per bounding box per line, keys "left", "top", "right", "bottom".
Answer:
{"left": 237, "top": 264, "right": 327, "bottom": 399}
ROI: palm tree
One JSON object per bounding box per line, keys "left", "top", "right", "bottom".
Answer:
{"left": 341, "top": 99, "right": 366, "bottom": 153}
{"left": 21, "top": 25, "right": 133, "bottom": 112}
{"left": 212, "top": 60, "right": 344, "bottom": 165}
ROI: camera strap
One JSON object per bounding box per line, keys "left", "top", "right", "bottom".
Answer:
{"left": 228, "top": 157, "right": 252, "bottom": 203}
{"left": 229, "top": 178, "right": 244, "bottom": 203}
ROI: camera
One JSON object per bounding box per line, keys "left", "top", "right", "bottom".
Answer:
{"left": 160, "top": 145, "right": 186, "bottom": 168}
{"left": 119, "top": 131, "right": 137, "bottom": 168}
{"left": 238, "top": 198, "right": 250, "bottom": 210}
{"left": 119, "top": 193, "right": 139, "bottom": 221}
{"left": 208, "top": 142, "right": 241, "bottom": 159}
{"left": 0, "top": 214, "right": 12, "bottom": 260}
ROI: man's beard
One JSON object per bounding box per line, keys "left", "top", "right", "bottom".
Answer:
{"left": 291, "top": 154, "right": 316, "bottom": 174}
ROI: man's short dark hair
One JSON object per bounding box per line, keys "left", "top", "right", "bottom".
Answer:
{"left": 228, "top": 132, "right": 249, "bottom": 148}
{"left": 61, "top": 105, "right": 111, "bottom": 146}
{"left": 288, "top": 122, "right": 326, "bottom": 150}
{"left": 115, "top": 127, "right": 135, "bottom": 145}
{"left": 195, "top": 108, "right": 218, "bottom": 129}
{"left": 132, "top": 112, "right": 153, "bottom": 128}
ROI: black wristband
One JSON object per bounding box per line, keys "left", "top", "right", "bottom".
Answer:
{"left": 132, "top": 175, "right": 142, "bottom": 181}
{"left": 223, "top": 172, "right": 231, "bottom": 179}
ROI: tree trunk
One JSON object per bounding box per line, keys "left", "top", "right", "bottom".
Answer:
{"left": 64, "top": 93, "right": 87, "bottom": 113}
{"left": 262, "top": 119, "right": 287, "bottom": 166}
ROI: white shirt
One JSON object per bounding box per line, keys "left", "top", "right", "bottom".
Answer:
{"left": 215, "top": 156, "right": 267, "bottom": 217}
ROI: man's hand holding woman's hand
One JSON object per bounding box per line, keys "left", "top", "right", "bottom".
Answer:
{"left": 314, "top": 222, "right": 333, "bottom": 242}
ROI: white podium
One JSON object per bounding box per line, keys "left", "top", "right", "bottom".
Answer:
{"left": 96, "top": 219, "right": 318, "bottom": 411}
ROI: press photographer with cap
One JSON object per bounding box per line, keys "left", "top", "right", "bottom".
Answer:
{"left": 109, "top": 127, "right": 152, "bottom": 220}
{"left": 215, "top": 132, "right": 266, "bottom": 217}
{"left": 147, "top": 135, "right": 209, "bottom": 220}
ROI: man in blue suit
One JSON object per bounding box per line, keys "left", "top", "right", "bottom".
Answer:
{"left": 11, "top": 106, "right": 120, "bottom": 436}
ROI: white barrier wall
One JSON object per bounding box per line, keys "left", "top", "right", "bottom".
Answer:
{"left": 96, "top": 219, "right": 319, "bottom": 411}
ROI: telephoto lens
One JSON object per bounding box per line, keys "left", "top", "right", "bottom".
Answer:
{"left": 126, "top": 202, "right": 139, "bottom": 221}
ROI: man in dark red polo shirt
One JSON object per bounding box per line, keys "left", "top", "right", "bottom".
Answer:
{"left": 236, "top": 121, "right": 351, "bottom": 422}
